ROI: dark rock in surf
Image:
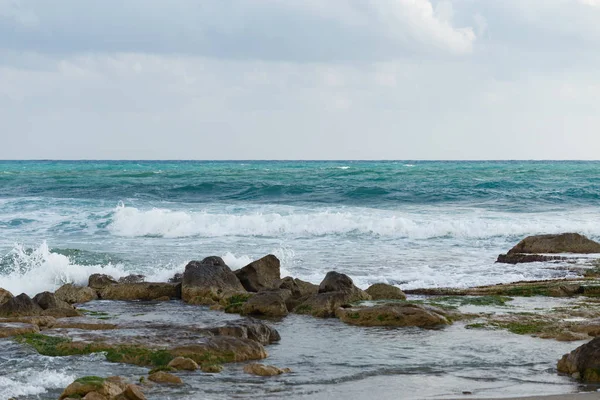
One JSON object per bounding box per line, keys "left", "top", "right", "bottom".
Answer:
{"left": 0, "top": 288, "right": 14, "bottom": 307}
{"left": 88, "top": 274, "right": 118, "bottom": 290}
{"left": 99, "top": 282, "right": 180, "bottom": 301}
{"left": 208, "top": 319, "right": 281, "bottom": 345}
{"left": 182, "top": 257, "right": 246, "bottom": 305}
{"left": 234, "top": 255, "right": 281, "bottom": 292}
{"left": 241, "top": 289, "right": 291, "bottom": 317}
{"left": 168, "top": 273, "right": 183, "bottom": 283}
{"left": 558, "top": 337, "right": 600, "bottom": 381}
{"left": 55, "top": 284, "right": 98, "bottom": 304}
{"left": 508, "top": 233, "right": 600, "bottom": 254}
{"left": 337, "top": 303, "right": 451, "bottom": 327}
{"left": 118, "top": 274, "right": 145, "bottom": 284}
{"left": 496, "top": 253, "right": 567, "bottom": 264}
{"left": 365, "top": 283, "right": 406, "bottom": 300}
{"left": 0, "top": 293, "right": 43, "bottom": 317}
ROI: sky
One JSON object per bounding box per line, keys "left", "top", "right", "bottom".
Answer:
{"left": 0, "top": 0, "right": 599, "bottom": 160}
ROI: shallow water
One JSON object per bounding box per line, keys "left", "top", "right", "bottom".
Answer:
{"left": 0, "top": 299, "right": 595, "bottom": 400}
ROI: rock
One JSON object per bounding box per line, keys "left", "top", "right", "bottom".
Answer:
{"left": 365, "top": 283, "right": 406, "bottom": 300}
{"left": 497, "top": 253, "right": 567, "bottom": 264}
{"left": 41, "top": 308, "right": 83, "bottom": 318}
{"left": 53, "top": 321, "right": 117, "bottom": 330}
{"left": 153, "top": 296, "right": 171, "bottom": 302}
{"left": 294, "top": 271, "right": 371, "bottom": 317}
{"left": 168, "top": 273, "right": 183, "bottom": 283}
{"left": 201, "top": 364, "right": 223, "bottom": 373}
{"left": 243, "top": 363, "right": 291, "bottom": 376}
{"left": 148, "top": 371, "right": 183, "bottom": 385}
{"left": 336, "top": 303, "right": 451, "bottom": 327}
{"left": 167, "top": 356, "right": 198, "bottom": 371}
{"left": 88, "top": 274, "right": 117, "bottom": 290}
{"left": 0, "top": 315, "right": 56, "bottom": 329}
{"left": 0, "top": 322, "right": 40, "bottom": 338}
{"left": 55, "top": 284, "right": 98, "bottom": 304}
{"left": 208, "top": 319, "right": 281, "bottom": 345}
{"left": 118, "top": 274, "right": 146, "bottom": 284}
{"left": 99, "top": 283, "right": 180, "bottom": 301}
{"left": 0, "top": 288, "right": 14, "bottom": 306}
{"left": 0, "top": 293, "right": 43, "bottom": 317}
{"left": 171, "top": 336, "right": 268, "bottom": 363}
{"left": 123, "top": 384, "right": 146, "bottom": 400}
{"left": 558, "top": 337, "right": 600, "bottom": 381}
{"left": 234, "top": 255, "right": 281, "bottom": 292}
{"left": 82, "top": 392, "right": 107, "bottom": 400}
{"left": 105, "top": 376, "right": 128, "bottom": 391}
{"left": 59, "top": 377, "right": 122, "bottom": 400}
{"left": 182, "top": 256, "right": 246, "bottom": 305}
{"left": 278, "top": 277, "right": 318, "bottom": 298}
{"left": 509, "top": 233, "right": 600, "bottom": 254}
{"left": 33, "top": 291, "right": 75, "bottom": 310}
{"left": 242, "top": 289, "right": 290, "bottom": 317}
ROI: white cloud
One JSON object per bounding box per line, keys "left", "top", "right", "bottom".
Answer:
{"left": 0, "top": 0, "right": 38, "bottom": 27}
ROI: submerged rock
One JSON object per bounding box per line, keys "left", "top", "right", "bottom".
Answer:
{"left": 0, "top": 322, "right": 40, "bottom": 338}
{"left": 558, "top": 337, "right": 600, "bottom": 381}
{"left": 182, "top": 256, "right": 246, "bottom": 305}
{"left": 55, "top": 284, "right": 98, "bottom": 304}
{"left": 242, "top": 289, "right": 290, "bottom": 317}
{"left": 99, "top": 282, "right": 180, "bottom": 301}
{"left": 243, "top": 363, "right": 291, "bottom": 376}
{"left": 234, "top": 255, "right": 281, "bottom": 292}
{"left": 0, "top": 293, "right": 43, "bottom": 317}
{"left": 208, "top": 319, "right": 281, "bottom": 345}
{"left": 201, "top": 364, "right": 223, "bottom": 373}
{"left": 509, "top": 233, "right": 600, "bottom": 254}
{"left": 496, "top": 253, "right": 567, "bottom": 264}
{"left": 365, "top": 283, "right": 406, "bottom": 300}
{"left": 148, "top": 371, "right": 183, "bottom": 385}
{"left": 337, "top": 303, "right": 451, "bottom": 328}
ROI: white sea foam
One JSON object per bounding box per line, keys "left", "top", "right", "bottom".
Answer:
{"left": 0, "top": 369, "right": 74, "bottom": 399}
{"left": 107, "top": 204, "right": 600, "bottom": 240}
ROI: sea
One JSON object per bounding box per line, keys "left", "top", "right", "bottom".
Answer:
{"left": 1, "top": 160, "right": 599, "bottom": 399}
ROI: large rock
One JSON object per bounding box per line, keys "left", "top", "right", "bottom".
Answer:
{"left": 241, "top": 290, "right": 290, "bottom": 317}
{"left": 59, "top": 377, "right": 122, "bottom": 400}
{"left": 0, "top": 293, "right": 43, "bottom": 317}
{"left": 278, "top": 277, "right": 318, "bottom": 310}
{"left": 365, "top": 283, "right": 406, "bottom": 300}
{"left": 99, "top": 283, "right": 180, "bottom": 301}
{"left": 55, "top": 284, "right": 98, "bottom": 304}
{"left": 294, "top": 271, "right": 371, "bottom": 318}
{"left": 234, "top": 255, "right": 281, "bottom": 292}
{"left": 33, "top": 291, "right": 75, "bottom": 310}
{"left": 0, "top": 288, "right": 14, "bottom": 306}
{"left": 208, "top": 320, "right": 281, "bottom": 345}
{"left": 88, "top": 274, "right": 118, "bottom": 290}
{"left": 558, "top": 337, "right": 600, "bottom": 381}
{"left": 148, "top": 371, "right": 183, "bottom": 385}
{"left": 171, "top": 336, "right": 268, "bottom": 363}
{"left": 182, "top": 256, "right": 246, "bottom": 305}
{"left": 336, "top": 303, "right": 451, "bottom": 328}
{"left": 509, "top": 233, "right": 600, "bottom": 254}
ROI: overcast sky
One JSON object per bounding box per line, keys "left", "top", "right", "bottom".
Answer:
{"left": 1, "top": 0, "right": 599, "bottom": 160}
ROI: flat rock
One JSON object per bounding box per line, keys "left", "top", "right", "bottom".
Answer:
{"left": 337, "top": 303, "right": 451, "bottom": 328}
{"left": 508, "top": 233, "right": 600, "bottom": 254}
{"left": 208, "top": 319, "right": 281, "bottom": 345}
{"left": 243, "top": 363, "right": 291, "bottom": 376}
{"left": 99, "top": 282, "right": 180, "bottom": 301}
{"left": 0, "top": 322, "right": 40, "bottom": 338}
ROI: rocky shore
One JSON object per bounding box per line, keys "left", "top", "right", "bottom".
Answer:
{"left": 2, "top": 232, "right": 600, "bottom": 399}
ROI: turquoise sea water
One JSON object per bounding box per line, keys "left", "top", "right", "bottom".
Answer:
{"left": 0, "top": 160, "right": 599, "bottom": 294}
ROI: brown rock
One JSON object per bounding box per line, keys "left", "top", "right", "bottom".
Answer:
{"left": 118, "top": 274, "right": 146, "bottom": 284}
{"left": 558, "top": 337, "right": 600, "bottom": 381}
{"left": 167, "top": 356, "right": 198, "bottom": 371}
{"left": 496, "top": 253, "right": 567, "bottom": 264}
{"left": 123, "top": 384, "right": 146, "bottom": 400}
{"left": 365, "top": 283, "right": 406, "bottom": 300}
{"left": 99, "top": 282, "right": 180, "bottom": 301}
{"left": 234, "top": 255, "right": 281, "bottom": 292}
{"left": 318, "top": 271, "right": 371, "bottom": 300}
{"left": 55, "top": 284, "right": 98, "bottom": 304}
{"left": 337, "top": 303, "right": 451, "bottom": 328}
{"left": 59, "top": 379, "right": 121, "bottom": 400}
{"left": 0, "top": 315, "right": 56, "bottom": 329}
{"left": 278, "top": 277, "right": 318, "bottom": 298}
{"left": 208, "top": 319, "right": 281, "bottom": 345}
{"left": 0, "top": 288, "right": 14, "bottom": 306}
{"left": 509, "top": 233, "right": 600, "bottom": 254}
{"left": 82, "top": 392, "right": 107, "bottom": 400}
{"left": 241, "top": 289, "right": 290, "bottom": 317}
{"left": 243, "top": 363, "right": 291, "bottom": 376}
{"left": 33, "top": 291, "right": 75, "bottom": 310}
{"left": 88, "top": 274, "right": 118, "bottom": 290}
{"left": 171, "top": 336, "right": 268, "bottom": 363}
{"left": 201, "top": 364, "right": 223, "bottom": 373}
{"left": 0, "top": 322, "right": 39, "bottom": 338}
{"left": 105, "top": 376, "right": 128, "bottom": 390}
{"left": 148, "top": 371, "right": 183, "bottom": 385}
{"left": 0, "top": 293, "right": 43, "bottom": 317}
{"left": 41, "top": 307, "right": 83, "bottom": 318}
{"left": 182, "top": 256, "right": 246, "bottom": 305}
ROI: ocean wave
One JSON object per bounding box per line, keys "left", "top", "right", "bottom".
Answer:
{"left": 106, "top": 204, "right": 600, "bottom": 240}
{"left": 0, "top": 369, "right": 74, "bottom": 399}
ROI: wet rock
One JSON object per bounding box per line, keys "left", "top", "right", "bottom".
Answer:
{"left": 337, "top": 303, "right": 451, "bottom": 328}
{"left": 365, "top": 283, "right": 406, "bottom": 300}
{"left": 294, "top": 271, "right": 371, "bottom": 317}
{"left": 99, "top": 283, "right": 180, "bottom": 301}
{"left": 243, "top": 363, "right": 291, "bottom": 376}
{"left": 0, "top": 288, "right": 14, "bottom": 306}
{"left": 88, "top": 274, "right": 118, "bottom": 290}
{"left": 55, "top": 284, "right": 98, "bottom": 304}
{"left": 182, "top": 256, "right": 246, "bottom": 305}
{"left": 509, "top": 233, "right": 600, "bottom": 254}
{"left": 148, "top": 371, "right": 183, "bottom": 385}
{"left": 242, "top": 289, "right": 290, "bottom": 317}
{"left": 0, "top": 293, "right": 43, "bottom": 317}
{"left": 105, "top": 376, "right": 128, "bottom": 391}
{"left": 0, "top": 315, "right": 56, "bottom": 329}
{"left": 0, "top": 322, "right": 40, "bottom": 338}
{"left": 123, "top": 384, "right": 146, "bottom": 400}
{"left": 41, "top": 308, "right": 82, "bottom": 318}
{"left": 496, "top": 253, "right": 567, "bottom": 264}
{"left": 82, "top": 392, "right": 107, "bottom": 400}
{"left": 558, "top": 337, "right": 600, "bottom": 381}
{"left": 167, "top": 356, "right": 198, "bottom": 371}
{"left": 168, "top": 273, "right": 183, "bottom": 283}
{"left": 118, "top": 274, "right": 146, "bottom": 284}
{"left": 53, "top": 320, "right": 117, "bottom": 330}
{"left": 153, "top": 296, "right": 171, "bottom": 302}
{"left": 201, "top": 364, "right": 223, "bottom": 373}
{"left": 171, "top": 336, "right": 268, "bottom": 363}
{"left": 278, "top": 277, "right": 318, "bottom": 298}
{"left": 208, "top": 319, "right": 281, "bottom": 345}
{"left": 234, "top": 255, "right": 281, "bottom": 292}
{"left": 59, "top": 377, "right": 122, "bottom": 400}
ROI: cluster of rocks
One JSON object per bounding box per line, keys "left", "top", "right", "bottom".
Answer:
{"left": 59, "top": 376, "right": 145, "bottom": 400}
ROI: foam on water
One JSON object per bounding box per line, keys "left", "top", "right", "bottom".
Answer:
{"left": 0, "top": 369, "right": 74, "bottom": 399}
{"left": 108, "top": 204, "right": 600, "bottom": 240}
